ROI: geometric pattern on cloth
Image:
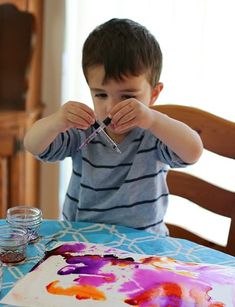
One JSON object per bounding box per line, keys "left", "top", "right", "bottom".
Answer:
{"left": 0, "top": 219, "right": 234, "bottom": 299}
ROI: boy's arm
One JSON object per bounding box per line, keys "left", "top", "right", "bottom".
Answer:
{"left": 24, "top": 101, "right": 95, "bottom": 155}
{"left": 147, "top": 109, "right": 203, "bottom": 164}
{"left": 24, "top": 113, "right": 63, "bottom": 155}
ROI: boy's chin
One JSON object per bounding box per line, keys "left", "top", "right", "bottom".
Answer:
{"left": 105, "top": 127, "right": 131, "bottom": 142}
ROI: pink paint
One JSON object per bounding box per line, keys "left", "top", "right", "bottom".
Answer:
{"left": 25, "top": 243, "right": 234, "bottom": 306}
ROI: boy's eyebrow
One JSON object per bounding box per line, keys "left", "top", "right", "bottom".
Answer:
{"left": 90, "top": 88, "right": 105, "bottom": 92}
{"left": 91, "top": 87, "right": 140, "bottom": 93}
{"left": 119, "top": 88, "right": 140, "bottom": 93}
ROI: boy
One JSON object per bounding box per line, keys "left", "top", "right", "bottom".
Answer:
{"left": 24, "top": 18, "right": 203, "bottom": 235}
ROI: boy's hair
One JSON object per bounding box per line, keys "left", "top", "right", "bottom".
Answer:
{"left": 82, "top": 18, "right": 162, "bottom": 88}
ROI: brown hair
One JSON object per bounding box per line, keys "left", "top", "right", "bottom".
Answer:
{"left": 82, "top": 18, "right": 162, "bottom": 88}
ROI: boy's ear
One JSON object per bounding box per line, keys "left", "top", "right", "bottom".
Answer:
{"left": 150, "top": 82, "right": 164, "bottom": 105}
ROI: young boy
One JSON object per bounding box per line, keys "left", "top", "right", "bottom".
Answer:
{"left": 24, "top": 18, "right": 203, "bottom": 235}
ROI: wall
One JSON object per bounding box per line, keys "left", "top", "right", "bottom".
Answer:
{"left": 40, "top": 0, "right": 65, "bottom": 218}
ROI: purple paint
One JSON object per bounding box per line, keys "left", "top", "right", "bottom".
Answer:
{"left": 33, "top": 243, "right": 232, "bottom": 306}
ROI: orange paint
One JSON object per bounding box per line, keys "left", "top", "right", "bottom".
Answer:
{"left": 104, "top": 275, "right": 116, "bottom": 282}
{"left": 162, "top": 282, "right": 182, "bottom": 297}
{"left": 141, "top": 256, "right": 195, "bottom": 278}
{"left": 125, "top": 282, "right": 182, "bottom": 305}
{"left": 46, "top": 280, "right": 106, "bottom": 301}
{"left": 142, "top": 256, "right": 198, "bottom": 267}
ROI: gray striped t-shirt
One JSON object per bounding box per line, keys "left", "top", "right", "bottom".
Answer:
{"left": 38, "top": 126, "right": 187, "bottom": 235}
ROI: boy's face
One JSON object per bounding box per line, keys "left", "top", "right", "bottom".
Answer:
{"left": 87, "top": 65, "right": 161, "bottom": 141}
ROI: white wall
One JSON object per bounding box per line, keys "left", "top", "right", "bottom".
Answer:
{"left": 61, "top": 0, "right": 235, "bottom": 245}
{"left": 40, "top": 0, "right": 235, "bottom": 240}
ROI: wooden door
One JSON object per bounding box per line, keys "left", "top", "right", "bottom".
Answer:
{"left": 0, "top": 133, "right": 14, "bottom": 216}
{"left": 0, "top": 112, "right": 27, "bottom": 217}
{"left": 0, "top": 0, "right": 44, "bottom": 216}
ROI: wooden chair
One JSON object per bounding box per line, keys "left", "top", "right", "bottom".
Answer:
{"left": 152, "top": 104, "right": 235, "bottom": 256}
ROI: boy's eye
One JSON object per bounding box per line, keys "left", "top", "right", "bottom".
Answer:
{"left": 122, "top": 95, "right": 136, "bottom": 100}
{"left": 95, "top": 93, "right": 107, "bottom": 98}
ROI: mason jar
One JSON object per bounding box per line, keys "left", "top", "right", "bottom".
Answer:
{"left": 0, "top": 226, "right": 28, "bottom": 264}
{"left": 0, "top": 260, "right": 2, "bottom": 292}
{"left": 6, "top": 206, "right": 42, "bottom": 242}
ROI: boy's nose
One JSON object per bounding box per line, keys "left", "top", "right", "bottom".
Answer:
{"left": 106, "top": 98, "right": 119, "bottom": 113}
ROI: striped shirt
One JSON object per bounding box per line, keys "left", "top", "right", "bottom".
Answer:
{"left": 38, "top": 126, "right": 187, "bottom": 235}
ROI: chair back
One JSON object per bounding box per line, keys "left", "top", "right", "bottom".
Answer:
{"left": 152, "top": 104, "right": 235, "bottom": 256}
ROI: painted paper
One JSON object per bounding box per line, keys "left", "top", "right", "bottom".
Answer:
{"left": 1, "top": 242, "right": 235, "bottom": 306}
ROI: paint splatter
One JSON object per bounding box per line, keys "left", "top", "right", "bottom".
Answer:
{"left": 40, "top": 243, "right": 232, "bottom": 306}
{"left": 46, "top": 280, "right": 106, "bottom": 300}
{"left": 3, "top": 242, "right": 234, "bottom": 306}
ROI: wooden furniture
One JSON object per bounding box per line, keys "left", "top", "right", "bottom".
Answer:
{"left": 0, "top": 0, "right": 44, "bottom": 217}
{"left": 153, "top": 104, "right": 235, "bottom": 256}
{"left": 0, "top": 133, "right": 14, "bottom": 217}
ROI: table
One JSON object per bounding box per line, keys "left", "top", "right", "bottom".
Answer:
{"left": 1, "top": 219, "right": 235, "bottom": 300}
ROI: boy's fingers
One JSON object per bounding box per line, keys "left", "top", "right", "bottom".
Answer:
{"left": 68, "top": 106, "right": 95, "bottom": 125}
{"left": 67, "top": 110, "right": 94, "bottom": 126}
{"left": 115, "top": 111, "right": 136, "bottom": 126}
{"left": 111, "top": 104, "right": 134, "bottom": 124}
{"left": 66, "top": 101, "right": 95, "bottom": 118}
{"left": 109, "top": 99, "right": 130, "bottom": 117}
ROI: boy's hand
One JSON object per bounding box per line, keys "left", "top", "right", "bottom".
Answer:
{"left": 53, "top": 101, "right": 96, "bottom": 132}
{"left": 24, "top": 101, "right": 96, "bottom": 155}
{"left": 109, "top": 99, "right": 154, "bottom": 132}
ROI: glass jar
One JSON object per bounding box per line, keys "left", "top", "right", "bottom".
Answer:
{"left": 0, "top": 226, "right": 28, "bottom": 264}
{"left": 6, "top": 206, "right": 42, "bottom": 242}
{"left": 0, "top": 260, "right": 2, "bottom": 292}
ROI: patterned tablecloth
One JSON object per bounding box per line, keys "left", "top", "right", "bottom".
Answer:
{"left": 0, "top": 219, "right": 235, "bottom": 300}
